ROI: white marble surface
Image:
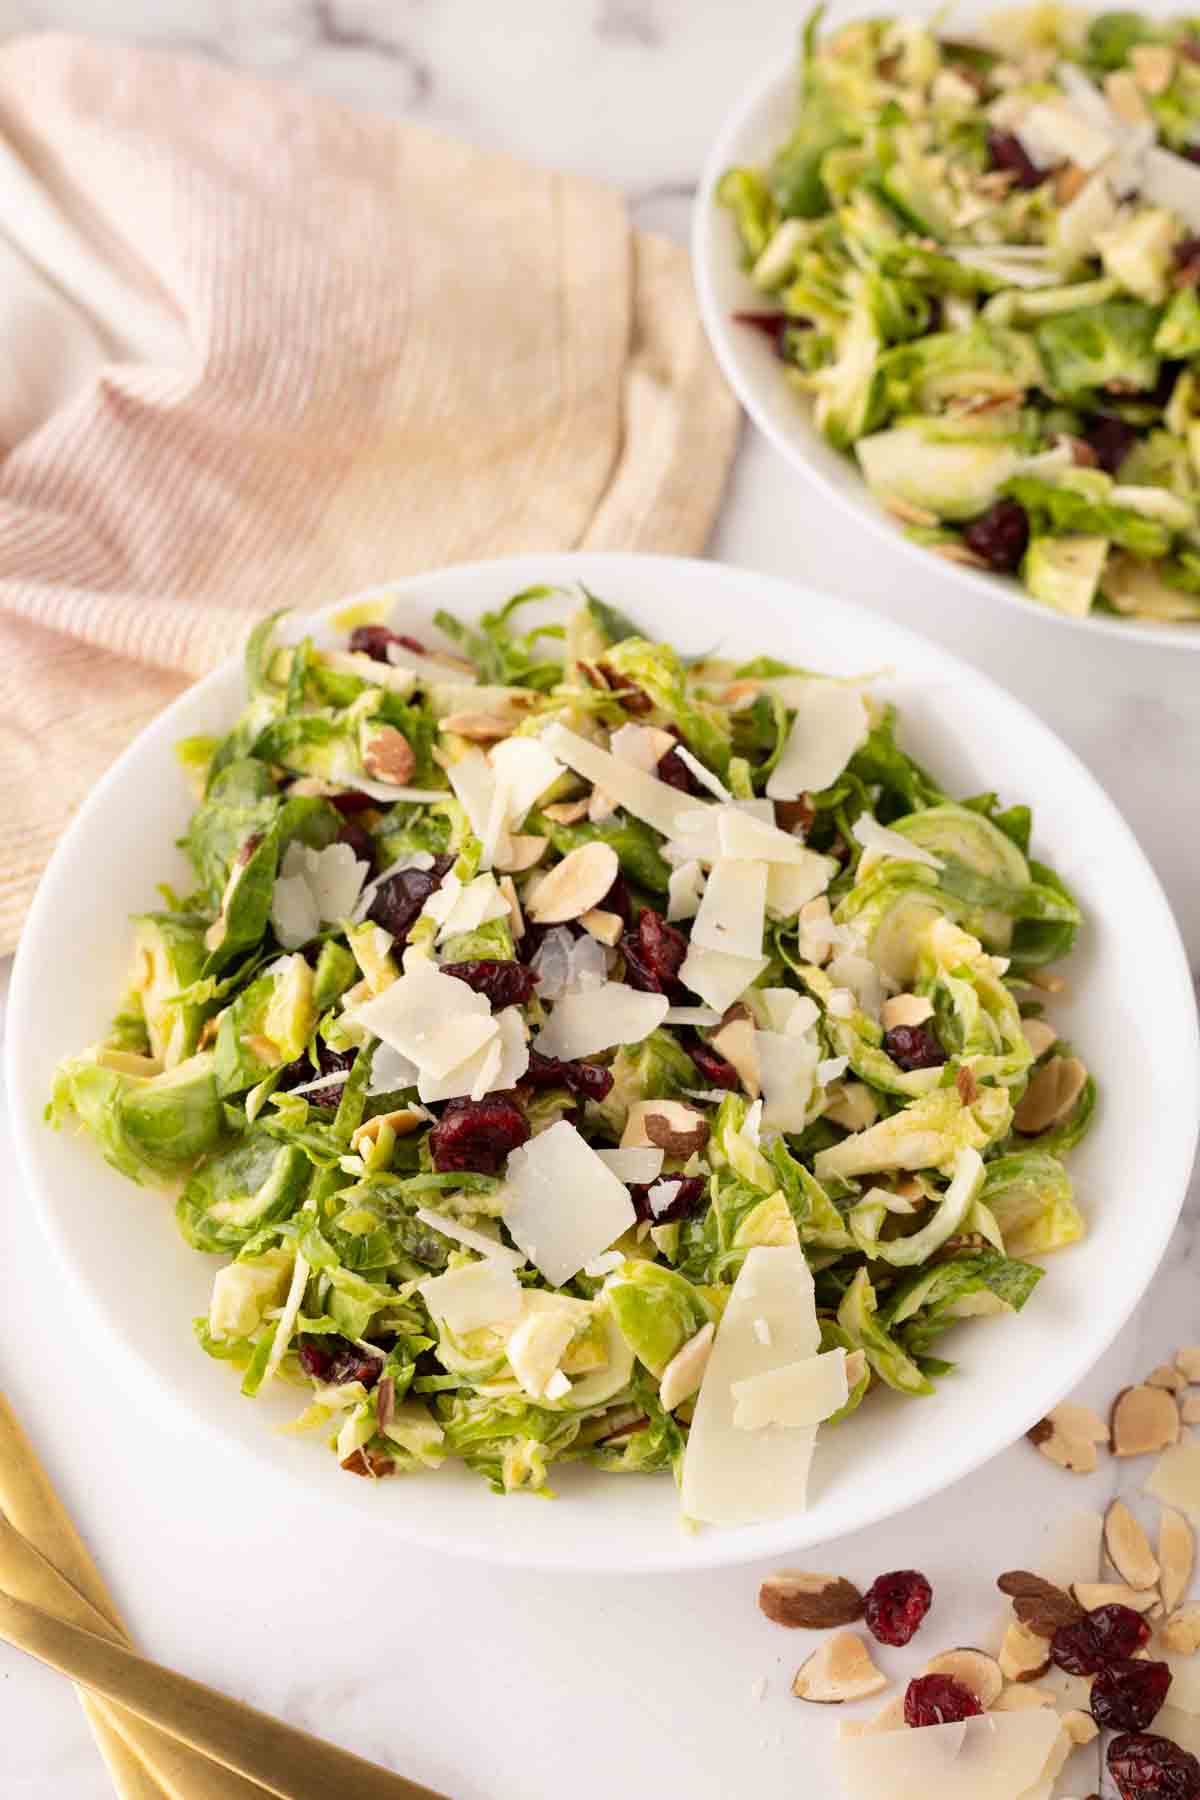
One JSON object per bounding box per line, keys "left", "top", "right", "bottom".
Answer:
{"left": 1, "top": 6, "right": 1199, "bottom": 1798}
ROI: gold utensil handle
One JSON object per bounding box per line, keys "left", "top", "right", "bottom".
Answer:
{"left": 0, "top": 1587, "right": 450, "bottom": 1800}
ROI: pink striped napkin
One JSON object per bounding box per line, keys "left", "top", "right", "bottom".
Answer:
{"left": 0, "top": 34, "right": 737, "bottom": 953}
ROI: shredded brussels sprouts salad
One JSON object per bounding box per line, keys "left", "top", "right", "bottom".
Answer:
{"left": 49, "top": 587, "right": 1095, "bottom": 1523}
{"left": 719, "top": 5, "right": 1200, "bottom": 624}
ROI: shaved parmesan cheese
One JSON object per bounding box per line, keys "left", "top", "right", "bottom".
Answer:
{"left": 646, "top": 1179, "right": 683, "bottom": 1218}
{"left": 488, "top": 735, "right": 565, "bottom": 825}
{"left": 418, "top": 1260, "right": 522, "bottom": 1334}
{"left": 280, "top": 841, "right": 367, "bottom": 927}
{"left": 383, "top": 639, "right": 479, "bottom": 683}
{"left": 756, "top": 1030, "right": 820, "bottom": 1132}
{"left": 753, "top": 1319, "right": 771, "bottom": 1346}
{"left": 330, "top": 773, "right": 450, "bottom": 805}
{"left": 367, "top": 1041, "right": 420, "bottom": 1095}
{"left": 1147, "top": 1443, "right": 1200, "bottom": 1522}
{"left": 836, "top": 1710, "right": 1060, "bottom": 1800}
{"left": 679, "top": 942, "right": 769, "bottom": 1013}
{"left": 852, "top": 813, "right": 943, "bottom": 872}
{"left": 427, "top": 681, "right": 525, "bottom": 721}
{"left": 691, "top": 859, "right": 767, "bottom": 961}
{"left": 827, "top": 988, "right": 856, "bottom": 1018}
{"left": 766, "top": 682, "right": 869, "bottom": 800}
{"left": 817, "top": 1055, "right": 849, "bottom": 1086}
{"left": 506, "top": 1306, "right": 577, "bottom": 1399}
{"left": 662, "top": 1005, "right": 721, "bottom": 1027}
{"left": 502, "top": 1121, "right": 636, "bottom": 1286}
{"left": 674, "top": 745, "right": 732, "bottom": 802}
{"left": 534, "top": 982, "right": 668, "bottom": 1061}
{"left": 1143, "top": 145, "right": 1200, "bottom": 231}
{"left": 319, "top": 648, "right": 418, "bottom": 695}
{"left": 349, "top": 959, "right": 491, "bottom": 1070}
{"left": 610, "top": 722, "right": 671, "bottom": 770}
{"left": 731, "top": 1349, "right": 848, "bottom": 1431}
{"left": 419, "top": 1005, "right": 528, "bottom": 1104}
{"left": 716, "top": 808, "right": 821, "bottom": 866}
{"left": 669, "top": 799, "right": 775, "bottom": 866}
{"left": 284, "top": 1069, "right": 350, "bottom": 1100}
{"left": 595, "top": 1147, "right": 665, "bottom": 1183}
{"left": 446, "top": 748, "right": 497, "bottom": 844}
{"left": 765, "top": 857, "right": 835, "bottom": 920}
{"left": 424, "top": 872, "right": 510, "bottom": 942}
{"left": 413, "top": 1207, "right": 525, "bottom": 1267}
{"left": 583, "top": 1249, "right": 625, "bottom": 1277}
{"left": 758, "top": 989, "right": 820, "bottom": 1037}
{"left": 681, "top": 1246, "right": 821, "bottom": 1527}
{"left": 827, "top": 951, "right": 885, "bottom": 1020}
{"left": 667, "top": 859, "right": 705, "bottom": 923}
{"left": 270, "top": 873, "right": 320, "bottom": 950}
{"left": 540, "top": 721, "right": 709, "bottom": 838}
{"left": 1016, "top": 99, "right": 1113, "bottom": 171}
{"left": 1037, "top": 1510, "right": 1104, "bottom": 1590}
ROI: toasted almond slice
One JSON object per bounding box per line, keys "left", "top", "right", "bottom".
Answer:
{"left": 929, "top": 542, "right": 990, "bottom": 570}
{"left": 439, "top": 711, "right": 512, "bottom": 742}
{"left": 641, "top": 1101, "right": 711, "bottom": 1157}
{"left": 579, "top": 907, "right": 623, "bottom": 947}
{"left": 1160, "top": 1504, "right": 1197, "bottom": 1607}
{"left": 1072, "top": 1582, "right": 1158, "bottom": 1614}
{"left": 349, "top": 1108, "right": 425, "bottom": 1153}
{"left": 1163, "top": 1604, "right": 1200, "bottom": 1655}
{"left": 999, "top": 1619, "right": 1053, "bottom": 1680}
{"left": 1027, "top": 1402, "right": 1109, "bottom": 1474}
{"left": 882, "top": 494, "right": 939, "bottom": 528}
{"left": 526, "top": 841, "right": 620, "bottom": 923}
{"left": 499, "top": 874, "right": 524, "bottom": 941}
{"left": 1184, "top": 1397, "right": 1200, "bottom": 1426}
{"left": 991, "top": 1683, "right": 1056, "bottom": 1711}
{"left": 1105, "top": 1499, "right": 1161, "bottom": 1589}
{"left": 493, "top": 834, "right": 549, "bottom": 875}
{"left": 1029, "top": 969, "right": 1067, "bottom": 994}
{"left": 1178, "top": 1347, "right": 1200, "bottom": 1383}
{"left": 880, "top": 993, "right": 934, "bottom": 1031}
{"left": 363, "top": 726, "right": 416, "bottom": 785}
{"left": 759, "top": 1571, "right": 865, "bottom": 1630}
{"left": 660, "top": 1323, "right": 715, "bottom": 1415}
{"left": 1132, "top": 42, "right": 1176, "bottom": 94}
{"left": 1106, "top": 67, "right": 1150, "bottom": 122}
{"left": 1150, "top": 1364, "right": 1188, "bottom": 1392}
{"left": 710, "top": 1003, "right": 761, "bottom": 1099}
{"left": 541, "top": 799, "right": 590, "bottom": 826}
{"left": 1013, "top": 1055, "right": 1087, "bottom": 1134}
{"left": 1112, "top": 1384, "right": 1181, "bottom": 1458}
{"left": 1021, "top": 1017, "right": 1058, "bottom": 1060}
{"left": 792, "top": 1632, "right": 888, "bottom": 1704}
{"left": 921, "top": 1648, "right": 1003, "bottom": 1709}
{"left": 1062, "top": 1708, "right": 1099, "bottom": 1746}
{"left": 1053, "top": 162, "right": 1088, "bottom": 204}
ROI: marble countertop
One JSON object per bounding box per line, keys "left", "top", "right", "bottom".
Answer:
{"left": 2, "top": 6, "right": 1199, "bottom": 1798}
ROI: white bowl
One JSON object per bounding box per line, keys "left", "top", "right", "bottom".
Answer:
{"left": 8, "top": 553, "right": 1198, "bottom": 1572}
{"left": 693, "top": 16, "right": 1200, "bottom": 648}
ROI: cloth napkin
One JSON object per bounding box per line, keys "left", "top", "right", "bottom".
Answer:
{"left": 0, "top": 34, "right": 738, "bottom": 955}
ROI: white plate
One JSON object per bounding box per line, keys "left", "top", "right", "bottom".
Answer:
{"left": 693, "top": 4, "right": 1200, "bottom": 648}
{"left": 8, "top": 553, "right": 1198, "bottom": 1572}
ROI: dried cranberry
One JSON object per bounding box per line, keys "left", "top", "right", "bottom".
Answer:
{"left": 1052, "top": 1604, "right": 1151, "bottom": 1675}
{"left": 1092, "top": 1660, "right": 1172, "bottom": 1733}
{"left": 348, "top": 624, "right": 398, "bottom": 662}
{"left": 600, "top": 871, "right": 633, "bottom": 926}
{"left": 883, "top": 1023, "right": 946, "bottom": 1072}
{"left": 595, "top": 662, "right": 652, "bottom": 714}
{"left": 628, "top": 1174, "right": 706, "bottom": 1224}
{"left": 367, "top": 854, "right": 454, "bottom": 944}
{"left": 297, "top": 1334, "right": 381, "bottom": 1389}
{"left": 441, "top": 959, "right": 539, "bottom": 1008}
{"left": 732, "top": 310, "right": 797, "bottom": 359}
{"left": 525, "top": 1050, "right": 614, "bottom": 1102}
{"left": 429, "top": 1095, "right": 530, "bottom": 1174}
{"left": 656, "top": 744, "right": 702, "bottom": 794}
{"left": 277, "top": 1041, "right": 357, "bottom": 1109}
{"left": 336, "top": 816, "right": 375, "bottom": 867}
{"left": 987, "top": 129, "right": 1048, "bottom": 188}
{"left": 904, "top": 1673, "right": 982, "bottom": 1729}
{"left": 1175, "top": 234, "right": 1200, "bottom": 285}
{"left": 963, "top": 497, "right": 1030, "bottom": 573}
{"left": 329, "top": 789, "right": 375, "bottom": 815}
{"left": 687, "top": 1036, "right": 739, "bottom": 1089}
{"left": 1109, "top": 1733, "right": 1200, "bottom": 1800}
{"left": 774, "top": 797, "right": 814, "bottom": 836}
{"left": 1085, "top": 413, "right": 1139, "bottom": 474}
{"left": 621, "top": 908, "right": 688, "bottom": 996}
{"left": 864, "top": 1570, "right": 933, "bottom": 1647}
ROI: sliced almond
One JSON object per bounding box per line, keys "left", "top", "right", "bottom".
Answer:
{"left": 1021, "top": 1017, "right": 1058, "bottom": 1060}
{"left": 1184, "top": 1397, "right": 1200, "bottom": 1426}
{"left": 1106, "top": 67, "right": 1150, "bottom": 122}
{"left": 1053, "top": 162, "right": 1088, "bottom": 204}
{"left": 362, "top": 726, "right": 416, "bottom": 786}
{"left": 1027, "top": 1402, "right": 1109, "bottom": 1474}
{"left": 641, "top": 1101, "right": 711, "bottom": 1157}
{"left": 1029, "top": 969, "right": 1067, "bottom": 994}
{"left": 997, "top": 1572, "right": 1083, "bottom": 1639}
{"left": 659, "top": 1323, "right": 715, "bottom": 1414}
{"left": 349, "top": 1108, "right": 424, "bottom": 1153}
{"left": 1112, "top": 1384, "right": 1181, "bottom": 1458}
{"left": 1062, "top": 1707, "right": 1099, "bottom": 1746}
{"left": 1072, "top": 1582, "right": 1158, "bottom": 1614}
{"left": 499, "top": 874, "right": 524, "bottom": 942}
{"left": 1013, "top": 1055, "right": 1087, "bottom": 1135}
{"left": 1105, "top": 1498, "right": 1161, "bottom": 1589}
{"left": 880, "top": 993, "right": 934, "bottom": 1031}
{"left": 1150, "top": 1363, "right": 1189, "bottom": 1392}
{"left": 1131, "top": 41, "right": 1176, "bottom": 94}
{"left": 1160, "top": 1509, "right": 1196, "bottom": 1616}
{"left": 710, "top": 1003, "right": 761, "bottom": 1099}
{"left": 526, "top": 842, "right": 619, "bottom": 924}
{"left": 956, "top": 1065, "right": 980, "bottom": 1105}
{"left": 920, "top": 1648, "right": 1003, "bottom": 1709}
{"left": 541, "top": 799, "right": 590, "bottom": 826}
{"left": 791, "top": 1632, "right": 888, "bottom": 1704}
{"left": 439, "top": 711, "right": 512, "bottom": 742}
{"left": 883, "top": 493, "right": 939, "bottom": 528}
{"left": 1163, "top": 1604, "right": 1200, "bottom": 1655}
{"left": 579, "top": 907, "right": 623, "bottom": 947}
{"left": 759, "top": 1571, "right": 865, "bottom": 1630}
{"left": 1178, "top": 1347, "right": 1200, "bottom": 1383}
{"left": 493, "top": 834, "right": 549, "bottom": 875}
{"left": 991, "top": 1683, "right": 1056, "bottom": 1711}
{"left": 847, "top": 1693, "right": 908, "bottom": 1736}
{"left": 998, "top": 1618, "right": 1053, "bottom": 1680}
